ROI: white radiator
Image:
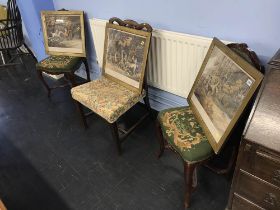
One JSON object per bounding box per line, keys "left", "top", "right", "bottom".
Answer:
{"left": 90, "top": 18, "right": 226, "bottom": 98}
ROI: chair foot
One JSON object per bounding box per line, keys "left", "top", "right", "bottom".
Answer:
{"left": 110, "top": 122, "right": 122, "bottom": 155}
{"left": 184, "top": 162, "right": 196, "bottom": 208}
{"left": 74, "top": 101, "right": 88, "bottom": 129}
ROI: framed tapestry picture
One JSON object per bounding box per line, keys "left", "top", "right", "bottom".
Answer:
{"left": 102, "top": 23, "right": 151, "bottom": 93}
{"left": 41, "top": 10, "right": 86, "bottom": 57}
{"left": 188, "top": 38, "right": 263, "bottom": 154}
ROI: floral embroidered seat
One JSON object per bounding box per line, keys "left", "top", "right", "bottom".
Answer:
{"left": 36, "top": 55, "right": 90, "bottom": 97}
{"left": 36, "top": 55, "right": 83, "bottom": 73}
{"left": 71, "top": 77, "right": 144, "bottom": 123}
{"left": 158, "top": 106, "right": 214, "bottom": 162}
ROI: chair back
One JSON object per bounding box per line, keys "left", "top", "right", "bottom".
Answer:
{"left": 7, "top": 0, "right": 21, "bottom": 21}
{"left": 0, "top": 0, "right": 23, "bottom": 50}
{"left": 103, "top": 17, "right": 152, "bottom": 94}
{"left": 218, "top": 43, "right": 263, "bottom": 154}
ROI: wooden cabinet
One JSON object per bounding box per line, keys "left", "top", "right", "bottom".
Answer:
{"left": 227, "top": 51, "right": 280, "bottom": 210}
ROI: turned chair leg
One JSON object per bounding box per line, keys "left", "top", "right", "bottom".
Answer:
{"left": 184, "top": 162, "right": 196, "bottom": 208}
{"left": 155, "top": 120, "right": 165, "bottom": 158}
{"left": 83, "top": 58, "right": 91, "bottom": 82}
{"left": 110, "top": 122, "right": 122, "bottom": 155}
{"left": 37, "top": 70, "right": 51, "bottom": 97}
{"left": 74, "top": 101, "right": 88, "bottom": 129}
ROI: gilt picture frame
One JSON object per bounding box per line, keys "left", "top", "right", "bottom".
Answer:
{"left": 102, "top": 23, "right": 151, "bottom": 94}
{"left": 188, "top": 38, "right": 263, "bottom": 154}
{"left": 41, "top": 10, "right": 86, "bottom": 57}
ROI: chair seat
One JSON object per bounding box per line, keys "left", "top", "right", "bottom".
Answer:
{"left": 36, "top": 55, "right": 82, "bottom": 73}
{"left": 158, "top": 106, "right": 214, "bottom": 162}
{"left": 71, "top": 77, "right": 144, "bottom": 123}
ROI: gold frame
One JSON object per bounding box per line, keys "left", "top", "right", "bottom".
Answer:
{"left": 188, "top": 38, "right": 263, "bottom": 154}
{"left": 102, "top": 23, "right": 151, "bottom": 94}
{"left": 41, "top": 10, "right": 86, "bottom": 57}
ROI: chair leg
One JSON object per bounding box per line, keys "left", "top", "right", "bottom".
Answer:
{"left": 143, "top": 95, "right": 151, "bottom": 112}
{"left": 68, "top": 72, "right": 77, "bottom": 87}
{"left": 74, "top": 101, "right": 88, "bottom": 129}
{"left": 23, "top": 43, "right": 37, "bottom": 62}
{"left": 155, "top": 120, "right": 165, "bottom": 158}
{"left": 37, "top": 70, "right": 51, "bottom": 97}
{"left": 110, "top": 122, "right": 122, "bottom": 156}
{"left": 184, "top": 162, "right": 196, "bottom": 208}
{"left": 82, "top": 58, "right": 91, "bottom": 82}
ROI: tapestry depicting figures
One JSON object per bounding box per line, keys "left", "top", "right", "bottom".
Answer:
{"left": 189, "top": 38, "right": 263, "bottom": 153}
{"left": 41, "top": 11, "right": 86, "bottom": 57}
{"left": 194, "top": 46, "right": 254, "bottom": 139}
{"left": 103, "top": 25, "right": 150, "bottom": 91}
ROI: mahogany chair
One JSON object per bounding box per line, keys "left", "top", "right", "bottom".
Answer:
{"left": 71, "top": 17, "right": 152, "bottom": 155}
{"left": 156, "top": 42, "right": 263, "bottom": 208}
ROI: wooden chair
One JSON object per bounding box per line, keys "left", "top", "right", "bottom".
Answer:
{"left": 36, "top": 56, "right": 90, "bottom": 97}
{"left": 36, "top": 9, "right": 90, "bottom": 97}
{"left": 156, "top": 42, "right": 263, "bottom": 208}
{"left": 71, "top": 17, "right": 152, "bottom": 155}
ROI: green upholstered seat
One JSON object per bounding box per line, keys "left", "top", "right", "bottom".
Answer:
{"left": 158, "top": 106, "right": 214, "bottom": 162}
{"left": 36, "top": 55, "right": 83, "bottom": 73}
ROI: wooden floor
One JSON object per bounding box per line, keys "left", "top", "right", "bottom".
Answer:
{"left": 0, "top": 57, "right": 231, "bottom": 210}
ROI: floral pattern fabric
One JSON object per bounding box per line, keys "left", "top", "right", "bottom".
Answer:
{"left": 36, "top": 56, "right": 82, "bottom": 73}
{"left": 71, "top": 77, "right": 144, "bottom": 123}
{"left": 158, "top": 106, "right": 214, "bottom": 162}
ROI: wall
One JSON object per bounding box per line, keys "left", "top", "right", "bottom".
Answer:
{"left": 51, "top": 0, "right": 280, "bottom": 109}
{"left": 17, "top": 0, "right": 54, "bottom": 61}
{"left": 53, "top": 0, "right": 280, "bottom": 63}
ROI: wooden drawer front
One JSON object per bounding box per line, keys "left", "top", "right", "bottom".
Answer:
{"left": 232, "top": 194, "right": 263, "bottom": 210}
{"left": 241, "top": 144, "right": 280, "bottom": 188}
{"left": 236, "top": 171, "right": 280, "bottom": 210}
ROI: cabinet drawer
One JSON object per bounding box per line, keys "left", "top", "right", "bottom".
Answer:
{"left": 236, "top": 171, "right": 280, "bottom": 209}
{"left": 232, "top": 193, "right": 263, "bottom": 210}
{"left": 241, "top": 144, "right": 280, "bottom": 188}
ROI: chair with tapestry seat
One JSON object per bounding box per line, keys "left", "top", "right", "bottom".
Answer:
{"left": 71, "top": 17, "right": 152, "bottom": 155}
{"left": 36, "top": 55, "right": 90, "bottom": 97}
{"left": 156, "top": 41, "right": 263, "bottom": 208}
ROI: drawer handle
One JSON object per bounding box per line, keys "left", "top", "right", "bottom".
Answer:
{"left": 272, "top": 170, "right": 280, "bottom": 183}
{"left": 244, "top": 144, "right": 252, "bottom": 152}
{"left": 263, "top": 193, "right": 277, "bottom": 207}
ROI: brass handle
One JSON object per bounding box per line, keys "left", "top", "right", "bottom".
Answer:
{"left": 263, "top": 193, "right": 277, "bottom": 207}
{"left": 272, "top": 170, "right": 280, "bottom": 183}
{"left": 244, "top": 144, "right": 252, "bottom": 152}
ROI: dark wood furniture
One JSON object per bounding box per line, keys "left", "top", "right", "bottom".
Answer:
{"left": 227, "top": 50, "right": 280, "bottom": 210}
{"left": 156, "top": 43, "right": 263, "bottom": 208}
